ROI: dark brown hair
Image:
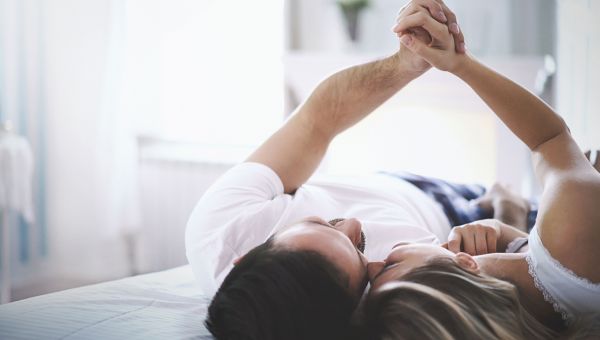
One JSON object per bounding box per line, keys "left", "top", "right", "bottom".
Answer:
{"left": 206, "top": 237, "right": 357, "bottom": 340}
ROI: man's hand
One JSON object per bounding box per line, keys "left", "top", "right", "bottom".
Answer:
{"left": 393, "top": 1, "right": 469, "bottom": 73}
{"left": 393, "top": 0, "right": 465, "bottom": 73}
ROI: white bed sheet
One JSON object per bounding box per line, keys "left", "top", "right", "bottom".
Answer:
{"left": 0, "top": 266, "right": 214, "bottom": 339}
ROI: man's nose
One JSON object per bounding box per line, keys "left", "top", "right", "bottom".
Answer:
{"left": 336, "top": 218, "right": 362, "bottom": 246}
{"left": 367, "top": 261, "right": 385, "bottom": 282}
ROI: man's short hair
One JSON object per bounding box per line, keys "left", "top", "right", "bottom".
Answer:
{"left": 206, "top": 236, "right": 357, "bottom": 340}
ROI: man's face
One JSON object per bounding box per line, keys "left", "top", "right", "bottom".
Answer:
{"left": 274, "top": 217, "right": 369, "bottom": 295}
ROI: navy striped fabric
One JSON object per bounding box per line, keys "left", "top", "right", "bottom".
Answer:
{"left": 382, "top": 171, "right": 538, "bottom": 230}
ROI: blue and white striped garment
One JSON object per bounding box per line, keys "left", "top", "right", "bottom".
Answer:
{"left": 0, "top": 266, "right": 214, "bottom": 340}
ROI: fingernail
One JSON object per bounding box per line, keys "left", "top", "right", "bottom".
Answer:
{"left": 459, "top": 42, "right": 466, "bottom": 52}
{"left": 438, "top": 11, "right": 447, "bottom": 22}
{"left": 391, "top": 24, "right": 399, "bottom": 32}
{"left": 450, "top": 23, "right": 460, "bottom": 34}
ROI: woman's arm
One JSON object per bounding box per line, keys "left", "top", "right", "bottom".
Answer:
{"left": 452, "top": 58, "right": 596, "bottom": 188}
{"left": 453, "top": 58, "right": 567, "bottom": 151}
{"left": 393, "top": 16, "right": 598, "bottom": 189}
{"left": 397, "top": 12, "right": 600, "bottom": 281}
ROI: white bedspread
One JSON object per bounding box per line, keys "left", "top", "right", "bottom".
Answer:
{"left": 0, "top": 266, "right": 214, "bottom": 339}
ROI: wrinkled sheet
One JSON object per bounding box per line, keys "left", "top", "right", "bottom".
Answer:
{"left": 0, "top": 266, "right": 214, "bottom": 339}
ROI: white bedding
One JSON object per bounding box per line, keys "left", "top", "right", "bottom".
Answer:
{"left": 0, "top": 266, "right": 214, "bottom": 339}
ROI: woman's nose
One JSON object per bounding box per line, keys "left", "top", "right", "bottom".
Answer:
{"left": 367, "top": 261, "right": 385, "bottom": 282}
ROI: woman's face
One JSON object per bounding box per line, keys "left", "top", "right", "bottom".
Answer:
{"left": 367, "top": 243, "right": 456, "bottom": 290}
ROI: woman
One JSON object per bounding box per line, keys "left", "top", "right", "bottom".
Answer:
{"left": 364, "top": 2, "right": 600, "bottom": 338}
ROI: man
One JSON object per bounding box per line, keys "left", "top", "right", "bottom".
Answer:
{"left": 184, "top": 1, "right": 487, "bottom": 339}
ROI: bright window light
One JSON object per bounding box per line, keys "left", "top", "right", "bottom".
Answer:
{"left": 124, "top": 0, "right": 284, "bottom": 146}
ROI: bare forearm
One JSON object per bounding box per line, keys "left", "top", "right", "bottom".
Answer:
{"left": 299, "top": 52, "right": 424, "bottom": 138}
{"left": 455, "top": 57, "right": 568, "bottom": 151}
{"left": 247, "top": 52, "right": 423, "bottom": 193}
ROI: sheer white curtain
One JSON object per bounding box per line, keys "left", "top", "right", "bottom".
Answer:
{"left": 39, "top": 0, "right": 134, "bottom": 281}
{"left": 1, "top": 0, "right": 285, "bottom": 288}
{"left": 0, "top": 0, "right": 47, "bottom": 292}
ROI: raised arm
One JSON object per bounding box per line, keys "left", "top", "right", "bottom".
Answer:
{"left": 452, "top": 60, "right": 597, "bottom": 188}
{"left": 393, "top": 11, "right": 599, "bottom": 188}
{"left": 248, "top": 0, "right": 461, "bottom": 194}
{"left": 247, "top": 55, "right": 421, "bottom": 193}
{"left": 396, "top": 10, "right": 600, "bottom": 279}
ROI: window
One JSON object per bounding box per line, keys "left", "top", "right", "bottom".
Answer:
{"left": 123, "top": 0, "right": 284, "bottom": 146}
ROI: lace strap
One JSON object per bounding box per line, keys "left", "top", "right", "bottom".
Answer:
{"left": 525, "top": 253, "right": 572, "bottom": 323}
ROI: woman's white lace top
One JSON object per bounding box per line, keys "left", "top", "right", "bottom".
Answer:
{"left": 526, "top": 226, "right": 600, "bottom": 323}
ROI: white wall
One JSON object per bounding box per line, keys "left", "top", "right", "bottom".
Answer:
{"left": 285, "top": 1, "right": 552, "bottom": 191}
{"left": 285, "top": 53, "right": 542, "bottom": 187}
{"left": 556, "top": 0, "right": 600, "bottom": 149}
{"left": 289, "top": 0, "right": 553, "bottom": 56}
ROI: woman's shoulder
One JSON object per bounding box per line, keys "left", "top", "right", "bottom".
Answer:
{"left": 538, "top": 173, "right": 600, "bottom": 233}
{"left": 535, "top": 174, "right": 600, "bottom": 281}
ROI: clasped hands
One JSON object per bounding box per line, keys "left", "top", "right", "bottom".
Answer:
{"left": 394, "top": 0, "right": 469, "bottom": 73}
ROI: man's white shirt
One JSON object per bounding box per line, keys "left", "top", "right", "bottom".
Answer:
{"left": 185, "top": 162, "right": 451, "bottom": 295}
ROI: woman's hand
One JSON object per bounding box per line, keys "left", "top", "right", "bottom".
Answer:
{"left": 394, "top": 0, "right": 465, "bottom": 73}
{"left": 446, "top": 219, "right": 502, "bottom": 255}
{"left": 393, "top": 5, "right": 470, "bottom": 73}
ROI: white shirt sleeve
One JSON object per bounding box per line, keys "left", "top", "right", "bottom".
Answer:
{"left": 185, "top": 162, "right": 292, "bottom": 294}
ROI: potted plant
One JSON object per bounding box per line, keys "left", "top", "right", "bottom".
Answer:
{"left": 337, "top": 0, "right": 370, "bottom": 42}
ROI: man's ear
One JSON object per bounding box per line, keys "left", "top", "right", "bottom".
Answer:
{"left": 233, "top": 256, "right": 243, "bottom": 266}
{"left": 454, "top": 252, "right": 480, "bottom": 274}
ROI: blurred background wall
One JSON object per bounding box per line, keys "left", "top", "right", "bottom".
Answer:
{"left": 288, "top": 0, "right": 555, "bottom": 55}
{"left": 0, "top": 0, "right": 597, "bottom": 302}
{"left": 556, "top": 0, "right": 600, "bottom": 149}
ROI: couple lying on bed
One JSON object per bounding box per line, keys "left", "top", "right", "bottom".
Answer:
{"left": 185, "top": 1, "right": 600, "bottom": 339}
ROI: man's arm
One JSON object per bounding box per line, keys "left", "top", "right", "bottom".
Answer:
{"left": 247, "top": 0, "right": 465, "bottom": 194}
{"left": 247, "top": 53, "right": 424, "bottom": 193}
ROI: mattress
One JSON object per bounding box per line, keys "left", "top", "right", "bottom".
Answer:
{"left": 0, "top": 266, "right": 214, "bottom": 339}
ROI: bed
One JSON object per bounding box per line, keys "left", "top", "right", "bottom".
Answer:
{"left": 0, "top": 266, "right": 214, "bottom": 339}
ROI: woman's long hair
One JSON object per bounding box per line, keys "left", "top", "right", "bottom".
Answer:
{"left": 363, "top": 257, "right": 559, "bottom": 340}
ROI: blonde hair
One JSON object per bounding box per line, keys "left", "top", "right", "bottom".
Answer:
{"left": 363, "top": 257, "right": 557, "bottom": 340}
